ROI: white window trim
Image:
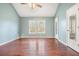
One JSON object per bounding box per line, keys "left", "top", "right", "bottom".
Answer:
{"left": 29, "top": 20, "right": 46, "bottom": 34}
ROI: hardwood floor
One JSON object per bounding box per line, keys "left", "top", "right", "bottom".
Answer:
{"left": 0, "top": 38, "right": 79, "bottom": 56}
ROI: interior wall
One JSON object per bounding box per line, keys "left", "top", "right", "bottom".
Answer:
{"left": 19, "top": 17, "right": 54, "bottom": 37}
{"left": 55, "top": 3, "right": 75, "bottom": 43}
{"left": 0, "top": 3, "right": 19, "bottom": 44}
{"left": 0, "top": 3, "right": 74, "bottom": 45}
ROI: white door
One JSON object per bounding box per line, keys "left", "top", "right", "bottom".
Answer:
{"left": 55, "top": 17, "right": 59, "bottom": 39}
{"left": 66, "top": 5, "right": 76, "bottom": 47}
{"left": 75, "top": 4, "right": 79, "bottom": 52}
{"left": 66, "top": 4, "right": 79, "bottom": 52}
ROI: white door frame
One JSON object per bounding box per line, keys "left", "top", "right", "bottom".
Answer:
{"left": 66, "top": 4, "right": 77, "bottom": 46}
{"left": 66, "top": 4, "right": 79, "bottom": 52}
{"left": 54, "top": 17, "right": 59, "bottom": 39}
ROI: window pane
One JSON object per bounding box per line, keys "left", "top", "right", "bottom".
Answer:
{"left": 38, "top": 21, "right": 45, "bottom": 32}
{"left": 29, "top": 21, "right": 36, "bottom": 32}
{"left": 29, "top": 20, "right": 45, "bottom": 34}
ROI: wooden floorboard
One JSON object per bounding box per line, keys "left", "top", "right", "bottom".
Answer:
{"left": 0, "top": 38, "right": 79, "bottom": 56}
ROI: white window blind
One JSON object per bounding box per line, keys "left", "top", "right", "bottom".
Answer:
{"left": 29, "top": 20, "right": 45, "bottom": 34}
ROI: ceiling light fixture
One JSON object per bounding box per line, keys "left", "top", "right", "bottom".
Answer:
{"left": 21, "top": 3, "right": 42, "bottom": 9}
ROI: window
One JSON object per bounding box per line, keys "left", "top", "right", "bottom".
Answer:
{"left": 29, "top": 20, "right": 45, "bottom": 34}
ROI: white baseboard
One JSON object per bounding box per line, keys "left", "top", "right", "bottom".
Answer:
{"left": 0, "top": 36, "right": 20, "bottom": 46}
{"left": 20, "top": 36, "right": 54, "bottom": 38}
{"left": 0, "top": 39, "right": 16, "bottom": 46}
{"left": 56, "top": 38, "right": 79, "bottom": 53}
{"left": 16, "top": 36, "right": 20, "bottom": 39}
{"left": 56, "top": 38, "right": 68, "bottom": 46}
{"left": 0, "top": 36, "right": 53, "bottom": 46}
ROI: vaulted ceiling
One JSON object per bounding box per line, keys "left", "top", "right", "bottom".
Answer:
{"left": 12, "top": 3, "right": 59, "bottom": 17}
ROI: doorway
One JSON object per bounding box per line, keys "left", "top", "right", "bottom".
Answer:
{"left": 66, "top": 4, "right": 79, "bottom": 52}
{"left": 54, "top": 17, "right": 59, "bottom": 39}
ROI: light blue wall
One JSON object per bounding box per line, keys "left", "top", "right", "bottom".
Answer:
{"left": 20, "top": 17, "right": 54, "bottom": 37}
{"left": 55, "top": 3, "right": 75, "bottom": 43}
{"left": 0, "top": 3, "right": 75, "bottom": 44}
{"left": 0, "top": 3, "right": 19, "bottom": 44}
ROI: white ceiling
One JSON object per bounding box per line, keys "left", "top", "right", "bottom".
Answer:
{"left": 12, "top": 3, "right": 59, "bottom": 17}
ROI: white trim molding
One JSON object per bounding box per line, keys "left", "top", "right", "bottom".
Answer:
{"left": 0, "top": 39, "right": 16, "bottom": 46}
{"left": 57, "top": 38, "right": 79, "bottom": 53}
{"left": 0, "top": 36, "right": 20, "bottom": 46}
{"left": 29, "top": 20, "right": 46, "bottom": 34}
{"left": 56, "top": 38, "right": 68, "bottom": 46}
{"left": 20, "top": 36, "right": 54, "bottom": 38}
